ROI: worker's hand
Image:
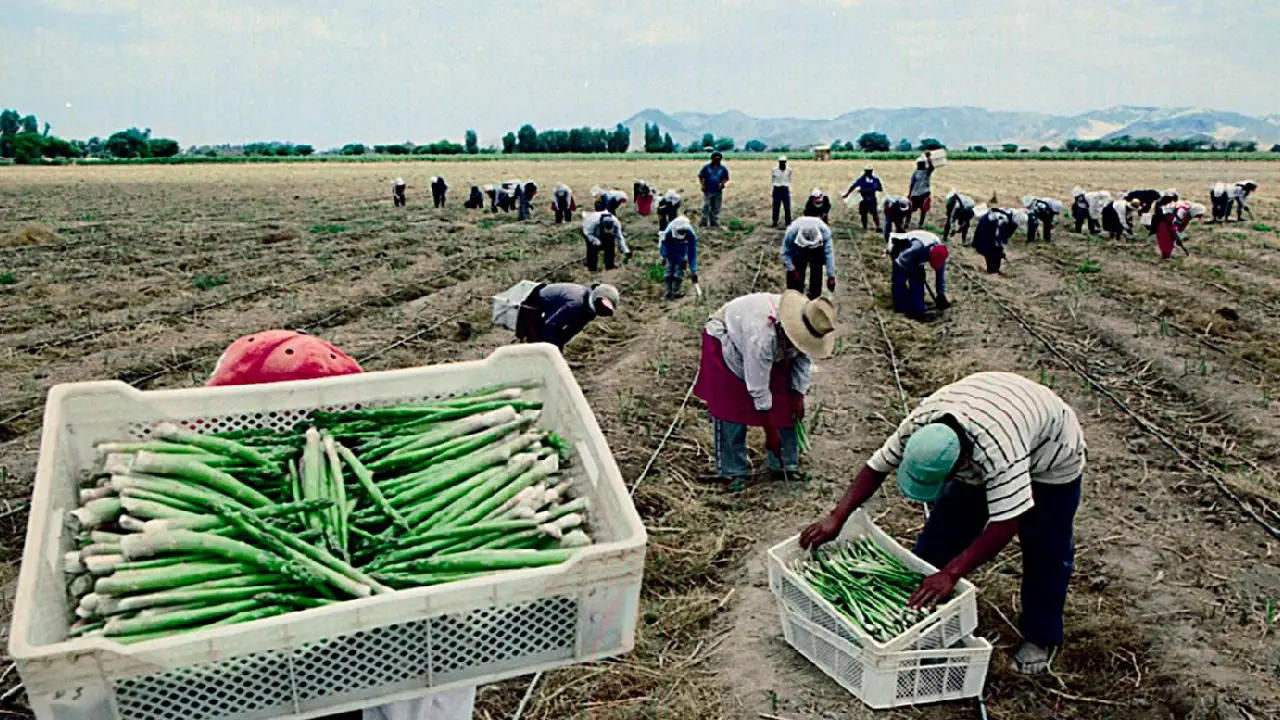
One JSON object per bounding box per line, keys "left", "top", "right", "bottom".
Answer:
{"left": 789, "top": 393, "right": 805, "bottom": 421}
{"left": 764, "top": 426, "right": 783, "bottom": 459}
{"left": 936, "top": 294, "right": 951, "bottom": 311}
{"left": 826, "top": 276, "right": 837, "bottom": 292}
{"left": 909, "top": 569, "right": 959, "bottom": 610}
{"left": 787, "top": 269, "right": 803, "bottom": 288}
{"left": 690, "top": 273, "right": 699, "bottom": 284}
{"left": 799, "top": 513, "right": 843, "bottom": 550}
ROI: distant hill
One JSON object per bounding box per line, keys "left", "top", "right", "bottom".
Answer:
{"left": 620, "top": 106, "right": 1280, "bottom": 149}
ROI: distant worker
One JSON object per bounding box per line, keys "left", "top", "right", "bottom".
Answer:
{"left": 634, "top": 180, "right": 655, "bottom": 216}
{"left": 1155, "top": 201, "right": 1204, "bottom": 259}
{"left": 943, "top": 190, "right": 978, "bottom": 245}
{"left": 1070, "top": 187, "right": 1108, "bottom": 235}
{"left": 771, "top": 155, "right": 793, "bottom": 228}
{"left": 581, "top": 210, "right": 630, "bottom": 272}
{"left": 888, "top": 230, "right": 950, "bottom": 319}
{"left": 882, "top": 195, "right": 912, "bottom": 241}
{"left": 803, "top": 188, "right": 831, "bottom": 223}
{"left": 464, "top": 185, "right": 485, "bottom": 209}
{"left": 908, "top": 152, "right": 936, "bottom": 228}
{"left": 657, "top": 189, "right": 682, "bottom": 232}
{"left": 392, "top": 177, "right": 407, "bottom": 208}
{"left": 1101, "top": 198, "right": 1141, "bottom": 241}
{"left": 1124, "top": 188, "right": 1160, "bottom": 213}
{"left": 780, "top": 216, "right": 836, "bottom": 300}
{"left": 592, "top": 187, "right": 628, "bottom": 214}
{"left": 1228, "top": 180, "right": 1258, "bottom": 221}
{"left": 972, "top": 207, "right": 1022, "bottom": 274}
{"left": 1023, "top": 196, "right": 1063, "bottom": 243}
{"left": 514, "top": 282, "right": 620, "bottom": 350}
{"left": 430, "top": 176, "right": 448, "bottom": 208}
{"left": 552, "top": 184, "right": 576, "bottom": 224}
{"left": 699, "top": 151, "right": 730, "bottom": 228}
{"left": 1209, "top": 182, "right": 1231, "bottom": 223}
{"left": 658, "top": 215, "right": 699, "bottom": 300}
{"left": 1147, "top": 189, "right": 1179, "bottom": 235}
{"left": 843, "top": 165, "right": 883, "bottom": 230}
{"left": 516, "top": 181, "right": 538, "bottom": 221}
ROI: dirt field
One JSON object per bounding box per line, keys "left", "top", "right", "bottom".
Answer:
{"left": 1, "top": 159, "right": 1278, "bottom": 719}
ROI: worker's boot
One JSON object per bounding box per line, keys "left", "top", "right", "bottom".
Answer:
{"left": 671, "top": 276, "right": 684, "bottom": 299}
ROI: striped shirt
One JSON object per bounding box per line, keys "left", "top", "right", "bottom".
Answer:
{"left": 868, "top": 372, "right": 1086, "bottom": 523}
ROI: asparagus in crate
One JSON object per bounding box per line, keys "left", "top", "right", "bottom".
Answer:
{"left": 62, "top": 387, "right": 598, "bottom": 644}
{"left": 793, "top": 537, "right": 943, "bottom": 643}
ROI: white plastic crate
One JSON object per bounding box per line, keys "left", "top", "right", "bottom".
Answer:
{"left": 491, "top": 279, "right": 541, "bottom": 330}
{"left": 767, "top": 509, "right": 978, "bottom": 654}
{"left": 9, "top": 344, "right": 647, "bottom": 720}
{"left": 780, "top": 608, "right": 990, "bottom": 709}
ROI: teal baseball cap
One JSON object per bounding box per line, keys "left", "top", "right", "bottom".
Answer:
{"left": 896, "top": 423, "right": 962, "bottom": 502}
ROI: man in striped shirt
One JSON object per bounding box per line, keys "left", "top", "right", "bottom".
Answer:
{"left": 800, "top": 371, "right": 1085, "bottom": 675}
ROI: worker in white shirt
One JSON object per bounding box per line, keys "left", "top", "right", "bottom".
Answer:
{"left": 771, "top": 156, "right": 793, "bottom": 228}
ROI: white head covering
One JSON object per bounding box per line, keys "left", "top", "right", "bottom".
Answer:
{"left": 810, "top": 188, "right": 824, "bottom": 198}
{"left": 1212, "top": 182, "right": 1227, "bottom": 196}
{"left": 1072, "top": 186, "right": 1086, "bottom": 198}
{"left": 1188, "top": 203, "right": 1207, "bottom": 218}
{"left": 590, "top": 185, "right": 605, "bottom": 197}
{"left": 394, "top": 177, "right": 406, "bottom": 186}
{"left": 778, "top": 155, "right": 788, "bottom": 162}
{"left": 1011, "top": 210, "right": 1029, "bottom": 229}
{"left": 1161, "top": 188, "right": 1178, "bottom": 199}
{"left": 1021, "top": 195, "right": 1036, "bottom": 209}
{"left": 554, "top": 183, "right": 570, "bottom": 195}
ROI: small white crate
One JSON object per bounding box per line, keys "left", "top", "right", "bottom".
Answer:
{"left": 780, "top": 608, "right": 990, "bottom": 709}
{"left": 491, "top": 280, "right": 541, "bottom": 330}
{"left": 9, "top": 344, "right": 647, "bottom": 720}
{"left": 767, "top": 510, "right": 978, "bottom": 654}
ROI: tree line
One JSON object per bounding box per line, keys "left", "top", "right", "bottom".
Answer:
{"left": 1, "top": 108, "right": 180, "bottom": 163}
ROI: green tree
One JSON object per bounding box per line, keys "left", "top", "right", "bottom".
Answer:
{"left": 295, "top": 144, "right": 315, "bottom": 156}
{"left": 744, "top": 139, "right": 767, "bottom": 152}
{"left": 969, "top": 145, "right": 988, "bottom": 152}
{"left": 0, "top": 109, "right": 18, "bottom": 136}
{"left": 896, "top": 138, "right": 913, "bottom": 152}
{"left": 713, "top": 137, "right": 735, "bottom": 152}
{"left": 919, "top": 138, "right": 946, "bottom": 151}
{"left": 700, "top": 132, "right": 715, "bottom": 150}
{"left": 105, "top": 128, "right": 152, "bottom": 158}
{"left": 1039, "top": 145, "right": 1053, "bottom": 152}
{"left": 11, "top": 133, "right": 44, "bottom": 164}
{"left": 516, "top": 124, "right": 539, "bottom": 153}
{"left": 465, "top": 129, "right": 478, "bottom": 154}
{"left": 502, "top": 132, "right": 516, "bottom": 153}
{"left": 340, "top": 143, "right": 366, "bottom": 155}
{"left": 608, "top": 123, "right": 631, "bottom": 152}
{"left": 1002, "top": 143, "right": 1019, "bottom": 153}
{"left": 42, "top": 136, "right": 80, "bottom": 159}
{"left": 1271, "top": 144, "right": 1280, "bottom": 153}
{"left": 661, "top": 132, "right": 675, "bottom": 153}
{"left": 643, "top": 122, "right": 660, "bottom": 152}
{"left": 19, "top": 114, "right": 38, "bottom": 134}
{"left": 148, "top": 138, "right": 181, "bottom": 158}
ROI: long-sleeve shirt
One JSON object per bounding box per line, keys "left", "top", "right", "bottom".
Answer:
{"left": 892, "top": 230, "right": 946, "bottom": 299}
{"left": 771, "top": 167, "right": 793, "bottom": 187}
{"left": 581, "top": 211, "right": 629, "bottom": 254}
{"left": 704, "top": 293, "right": 814, "bottom": 412}
{"left": 848, "top": 174, "right": 883, "bottom": 200}
{"left": 909, "top": 163, "right": 935, "bottom": 198}
{"left": 533, "top": 283, "right": 598, "bottom": 350}
{"left": 868, "top": 371, "right": 1087, "bottom": 523}
{"left": 780, "top": 217, "right": 835, "bottom": 278}
{"left": 659, "top": 217, "right": 698, "bottom": 274}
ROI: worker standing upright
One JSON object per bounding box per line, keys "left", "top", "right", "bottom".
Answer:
{"left": 780, "top": 216, "right": 836, "bottom": 300}
{"left": 771, "top": 156, "right": 793, "bottom": 228}
{"left": 843, "top": 166, "right": 883, "bottom": 230}
{"left": 699, "top": 151, "right": 730, "bottom": 228}
{"left": 908, "top": 152, "right": 936, "bottom": 228}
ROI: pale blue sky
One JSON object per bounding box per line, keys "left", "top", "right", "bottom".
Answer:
{"left": 2, "top": 0, "right": 1276, "bottom": 148}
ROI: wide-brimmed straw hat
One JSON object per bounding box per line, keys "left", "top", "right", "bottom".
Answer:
{"left": 778, "top": 290, "right": 837, "bottom": 358}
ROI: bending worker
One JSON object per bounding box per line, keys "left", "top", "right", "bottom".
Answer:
{"left": 843, "top": 165, "right": 883, "bottom": 230}
{"left": 1101, "top": 198, "right": 1140, "bottom": 241}
{"left": 657, "top": 189, "right": 682, "bottom": 232}
{"left": 973, "top": 207, "right": 1021, "bottom": 274}
{"left": 771, "top": 155, "right": 793, "bottom": 228}
{"left": 634, "top": 180, "right": 655, "bottom": 216}
{"left": 430, "top": 176, "right": 448, "bottom": 208}
{"left": 1209, "top": 182, "right": 1231, "bottom": 223}
{"left": 392, "top": 178, "right": 407, "bottom": 208}
{"left": 515, "top": 283, "right": 621, "bottom": 350}
{"left": 887, "top": 230, "right": 949, "bottom": 318}
{"left": 464, "top": 185, "right": 485, "bottom": 209}
{"left": 582, "top": 210, "right": 630, "bottom": 272}
{"left": 803, "top": 188, "right": 832, "bottom": 222}
{"left": 552, "top": 184, "right": 576, "bottom": 224}
{"left": 516, "top": 181, "right": 538, "bottom": 221}
{"left": 1070, "top": 187, "right": 1108, "bottom": 234}
{"left": 781, "top": 216, "right": 836, "bottom": 300}
{"left": 908, "top": 152, "right": 936, "bottom": 228}
{"left": 1228, "top": 180, "right": 1258, "bottom": 221}
{"left": 882, "top": 195, "right": 912, "bottom": 241}
{"left": 1023, "top": 196, "right": 1063, "bottom": 244}
{"left": 943, "top": 190, "right": 977, "bottom": 245}
{"left": 799, "top": 370, "right": 1086, "bottom": 676}
{"left": 658, "top": 215, "right": 698, "bottom": 300}
{"left": 693, "top": 290, "right": 837, "bottom": 491}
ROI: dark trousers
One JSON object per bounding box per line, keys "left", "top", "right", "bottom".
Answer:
{"left": 859, "top": 199, "right": 879, "bottom": 230}
{"left": 554, "top": 200, "right": 571, "bottom": 223}
{"left": 913, "top": 477, "right": 1080, "bottom": 647}
{"left": 393, "top": 191, "right": 406, "bottom": 207}
{"left": 786, "top": 247, "right": 825, "bottom": 300}
{"left": 586, "top": 238, "right": 616, "bottom": 271}
{"left": 517, "top": 197, "right": 531, "bottom": 220}
{"left": 1027, "top": 216, "right": 1053, "bottom": 243}
{"left": 1073, "top": 211, "right": 1098, "bottom": 234}
{"left": 432, "top": 191, "right": 445, "bottom": 208}
{"left": 890, "top": 263, "right": 929, "bottom": 316}
{"left": 883, "top": 212, "right": 907, "bottom": 241}
{"left": 658, "top": 208, "right": 677, "bottom": 231}
{"left": 772, "top": 186, "right": 792, "bottom": 227}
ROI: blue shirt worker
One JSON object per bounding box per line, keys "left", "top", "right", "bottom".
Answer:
{"left": 943, "top": 190, "right": 977, "bottom": 244}
{"left": 1023, "top": 196, "right": 1063, "bottom": 243}
{"left": 698, "top": 151, "right": 730, "bottom": 228}
{"left": 882, "top": 195, "right": 912, "bottom": 241}
{"left": 659, "top": 215, "right": 699, "bottom": 300}
{"left": 781, "top": 217, "right": 836, "bottom": 300}
{"left": 973, "top": 208, "right": 1023, "bottom": 274}
{"left": 800, "top": 371, "right": 1086, "bottom": 676}
{"left": 514, "top": 282, "right": 620, "bottom": 350}
{"left": 581, "top": 211, "right": 630, "bottom": 272}
{"left": 516, "top": 181, "right": 538, "bottom": 221}
{"left": 843, "top": 166, "right": 884, "bottom": 230}
{"left": 888, "top": 230, "right": 949, "bottom": 319}
{"left": 657, "top": 189, "right": 681, "bottom": 232}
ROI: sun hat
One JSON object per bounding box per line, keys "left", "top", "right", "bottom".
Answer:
{"left": 777, "top": 290, "right": 837, "bottom": 358}
{"left": 394, "top": 178, "right": 406, "bottom": 186}
{"left": 778, "top": 155, "right": 788, "bottom": 162}
{"left": 208, "top": 330, "right": 362, "bottom": 387}
{"left": 896, "top": 423, "right": 962, "bottom": 502}
{"left": 864, "top": 165, "right": 874, "bottom": 172}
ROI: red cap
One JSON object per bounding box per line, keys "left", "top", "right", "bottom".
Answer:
{"left": 929, "top": 244, "right": 950, "bottom": 271}
{"left": 207, "top": 330, "right": 362, "bottom": 387}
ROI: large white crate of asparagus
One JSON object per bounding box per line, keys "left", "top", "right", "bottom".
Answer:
{"left": 9, "top": 344, "right": 647, "bottom": 720}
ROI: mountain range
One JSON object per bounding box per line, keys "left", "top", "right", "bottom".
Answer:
{"left": 621, "top": 106, "right": 1280, "bottom": 149}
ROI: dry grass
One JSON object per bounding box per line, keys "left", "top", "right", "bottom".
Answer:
{"left": 0, "top": 223, "right": 60, "bottom": 248}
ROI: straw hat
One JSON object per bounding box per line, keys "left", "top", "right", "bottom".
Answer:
{"left": 778, "top": 290, "right": 837, "bottom": 358}
{"left": 778, "top": 155, "right": 788, "bottom": 162}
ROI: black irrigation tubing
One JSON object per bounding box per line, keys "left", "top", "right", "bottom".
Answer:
{"left": 954, "top": 261, "right": 1280, "bottom": 542}
{"left": 842, "top": 227, "right": 910, "bottom": 417}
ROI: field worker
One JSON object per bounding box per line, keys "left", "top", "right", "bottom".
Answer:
{"left": 1070, "top": 187, "right": 1106, "bottom": 235}
{"left": 514, "top": 282, "right": 620, "bottom": 351}
{"left": 693, "top": 290, "right": 837, "bottom": 491}
{"left": 1147, "top": 189, "right": 1180, "bottom": 236}
{"left": 1023, "top": 196, "right": 1064, "bottom": 244}
{"left": 392, "top": 178, "right": 407, "bottom": 208}
{"left": 592, "top": 188, "right": 627, "bottom": 214}
{"left": 464, "top": 185, "right": 485, "bottom": 209}
{"left": 484, "top": 185, "right": 498, "bottom": 211}
{"left": 771, "top": 155, "right": 794, "bottom": 228}
{"left": 843, "top": 165, "right": 884, "bottom": 230}
{"left": 552, "top": 184, "right": 576, "bottom": 224}
{"left": 908, "top": 152, "right": 936, "bottom": 228}
{"left": 430, "top": 176, "right": 448, "bottom": 208}
{"left": 657, "top": 189, "right": 682, "bottom": 232}
{"left": 972, "top": 208, "right": 1021, "bottom": 274}
{"left": 633, "top": 180, "right": 655, "bottom": 216}
{"left": 882, "top": 195, "right": 912, "bottom": 241}
{"left": 781, "top": 216, "right": 836, "bottom": 300}
{"left": 943, "top": 190, "right": 978, "bottom": 245}
{"left": 803, "top": 188, "right": 832, "bottom": 222}
{"left": 658, "top": 215, "right": 699, "bottom": 300}
{"left": 888, "top": 230, "right": 950, "bottom": 318}
{"left": 582, "top": 210, "right": 630, "bottom": 271}
{"left": 1125, "top": 188, "right": 1160, "bottom": 213}
{"left": 591, "top": 186, "right": 607, "bottom": 211}
{"left": 1102, "top": 198, "right": 1140, "bottom": 240}
{"left": 799, "top": 371, "right": 1087, "bottom": 676}
{"left": 1209, "top": 182, "right": 1231, "bottom": 223}
{"left": 516, "top": 181, "right": 538, "bottom": 221}
{"left": 1155, "top": 201, "right": 1203, "bottom": 259}
{"left": 207, "top": 332, "right": 478, "bottom": 720}
{"left": 1228, "top": 180, "right": 1258, "bottom": 221}
{"left": 699, "top": 151, "right": 730, "bottom": 228}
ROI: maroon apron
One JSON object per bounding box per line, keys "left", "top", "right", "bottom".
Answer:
{"left": 693, "top": 331, "right": 801, "bottom": 428}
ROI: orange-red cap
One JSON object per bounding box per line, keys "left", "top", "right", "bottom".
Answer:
{"left": 207, "top": 330, "right": 362, "bottom": 387}
{"left": 929, "top": 244, "right": 950, "bottom": 271}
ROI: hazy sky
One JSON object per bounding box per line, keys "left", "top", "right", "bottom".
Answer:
{"left": 3, "top": 0, "right": 1276, "bottom": 149}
